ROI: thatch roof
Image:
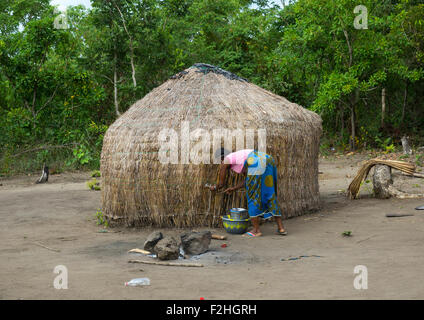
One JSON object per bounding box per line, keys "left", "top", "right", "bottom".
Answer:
{"left": 100, "top": 63, "right": 322, "bottom": 227}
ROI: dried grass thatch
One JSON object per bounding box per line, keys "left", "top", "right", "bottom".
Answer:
{"left": 347, "top": 159, "right": 416, "bottom": 199}
{"left": 100, "top": 64, "right": 322, "bottom": 227}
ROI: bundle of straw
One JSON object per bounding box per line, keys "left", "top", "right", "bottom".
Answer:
{"left": 348, "top": 159, "right": 415, "bottom": 199}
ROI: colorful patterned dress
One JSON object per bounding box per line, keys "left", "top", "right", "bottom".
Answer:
{"left": 244, "top": 150, "right": 282, "bottom": 219}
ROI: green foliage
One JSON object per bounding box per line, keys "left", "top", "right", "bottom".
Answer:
{"left": 1, "top": 0, "right": 424, "bottom": 174}
{"left": 1, "top": 108, "right": 32, "bottom": 145}
{"left": 375, "top": 135, "right": 396, "bottom": 153}
{"left": 91, "top": 170, "right": 101, "bottom": 178}
{"left": 342, "top": 231, "right": 352, "bottom": 237}
{"left": 72, "top": 145, "right": 93, "bottom": 166}
{"left": 264, "top": 0, "right": 424, "bottom": 149}
{"left": 95, "top": 209, "right": 108, "bottom": 227}
{"left": 87, "top": 178, "right": 101, "bottom": 191}
{"left": 385, "top": 143, "right": 396, "bottom": 154}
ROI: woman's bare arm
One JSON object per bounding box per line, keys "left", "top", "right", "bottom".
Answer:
{"left": 224, "top": 171, "right": 246, "bottom": 193}
{"left": 210, "top": 164, "right": 230, "bottom": 191}
{"left": 232, "top": 178, "right": 245, "bottom": 190}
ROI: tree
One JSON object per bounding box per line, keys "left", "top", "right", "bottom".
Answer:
{"left": 268, "top": 0, "right": 424, "bottom": 150}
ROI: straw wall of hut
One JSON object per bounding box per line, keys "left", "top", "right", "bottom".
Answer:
{"left": 100, "top": 64, "right": 322, "bottom": 227}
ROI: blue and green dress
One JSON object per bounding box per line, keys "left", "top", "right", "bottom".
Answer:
{"left": 244, "top": 150, "right": 282, "bottom": 219}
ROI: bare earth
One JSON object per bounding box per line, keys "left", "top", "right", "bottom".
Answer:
{"left": 1, "top": 155, "right": 423, "bottom": 300}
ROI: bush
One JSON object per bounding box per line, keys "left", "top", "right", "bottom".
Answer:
{"left": 95, "top": 209, "right": 108, "bottom": 227}
{"left": 86, "top": 178, "right": 101, "bottom": 190}
{"left": 91, "top": 170, "right": 101, "bottom": 177}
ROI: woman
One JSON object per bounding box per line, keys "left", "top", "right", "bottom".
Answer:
{"left": 210, "top": 148, "right": 287, "bottom": 237}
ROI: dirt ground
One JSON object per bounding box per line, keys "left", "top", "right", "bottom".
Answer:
{"left": 1, "top": 155, "right": 424, "bottom": 300}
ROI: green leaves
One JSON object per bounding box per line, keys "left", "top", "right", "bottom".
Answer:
{"left": 2, "top": 107, "right": 32, "bottom": 145}
{"left": 1, "top": 0, "right": 424, "bottom": 172}
{"left": 312, "top": 71, "right": 359, "bottom": 114}
{"left": 72, "top": 145, "right": 92, "bottom": 165}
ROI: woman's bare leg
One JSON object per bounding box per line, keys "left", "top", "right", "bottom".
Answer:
{"left": 250, "top": 217, "right": 262, "bottom": 236}
{"left": 275, "top": 216, "right": 286, "bottom": 233}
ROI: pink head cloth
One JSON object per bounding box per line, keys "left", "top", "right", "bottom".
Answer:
{"left": 223, "top": 149, "right": 254, "bottom": 173}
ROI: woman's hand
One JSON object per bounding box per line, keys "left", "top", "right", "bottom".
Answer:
{"left": 224, "top": 187, "right": 234, "bottom": 194}
{"left": 209, "top": 185, "right": 217, "bottom": 191}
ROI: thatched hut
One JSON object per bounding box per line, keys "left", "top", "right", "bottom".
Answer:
{"left": 100, "top": 63, "right": 322, "bottom": 227}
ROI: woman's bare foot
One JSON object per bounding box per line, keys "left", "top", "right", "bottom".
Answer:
{"left": 243, "top": 228, "right": 262, "bottom": 237}
{"left": 275, "top": 217, "right": 286, "bottom": 235}
{"left": 276, "top": 228, "right": 287, "bottom": 235}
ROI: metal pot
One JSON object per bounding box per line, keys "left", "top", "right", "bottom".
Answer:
{"left": 229, "top": 208, "right": 249, "bottom": 220}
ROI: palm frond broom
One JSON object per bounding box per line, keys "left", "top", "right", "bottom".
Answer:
{"left": 348, "top": 159, "right": 415, "bottom": 199}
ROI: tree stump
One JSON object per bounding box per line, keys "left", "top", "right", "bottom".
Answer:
{"left": 373, "top": 165, "right": 393, "bottom": 199}
{"left": 373, "top": 164, "right": 424, "bottom": 199}
{"left": 401, "top": 135, "right": 412, "bottom": 155}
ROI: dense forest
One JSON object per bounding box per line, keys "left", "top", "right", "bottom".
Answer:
{"left": 1, "top": 0, "right": 423, "bottom": 174}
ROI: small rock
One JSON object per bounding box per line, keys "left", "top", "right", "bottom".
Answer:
{"left": 143, "top": 231, "right": 163, "bottom": 252}
{"left": 181, "top": 231, "right": 211, "bottom": 255}
{"left": 154, "top": 236, "right": 180, "bottom": 260}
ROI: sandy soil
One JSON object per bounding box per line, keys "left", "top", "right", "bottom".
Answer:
{"left": 1, "top": 155, "right": 424, "bottom": 300}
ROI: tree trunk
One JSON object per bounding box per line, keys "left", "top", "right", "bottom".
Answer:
{"left": 401, "top": 136, "right": 412, "bottom": 155}
{"left": 113, "top": 50, "right": 121, "bottom": 117}
{"left": 338, "top": 103, "right": 344, "bottom": 139}
{"left": 373, "top": 165, "right": 392, "bottom": 199}
{"left": 381, "top": 88, "right": 386, "bottom": 128}
{"left": 112, "top": 0, "right": 136, "bottom": 88}
{"left": 401, "top": 82, "right": 407, "bottom": 124}
{"left": 343, "top": 29, "right": 353, "bottom": 68}
{"left": 129, "top": 42, "right": 136, "bottom": 88}
{"left": 349, "top": 89, "right": 359, "bottom": 151}
{"left": 350, "top": 106, "right": 356, "bottom": 150}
